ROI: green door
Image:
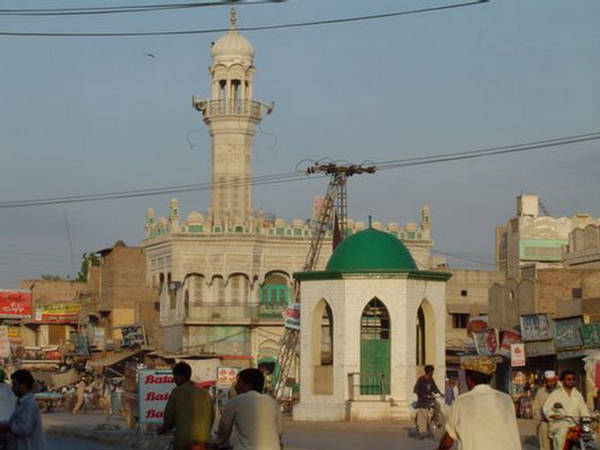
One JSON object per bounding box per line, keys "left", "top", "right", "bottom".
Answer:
{"left": 360, "top": 339, "right": 391, "bottom": 394}
{"left": 360, "top": 298, "right": 391, "bottom": 395}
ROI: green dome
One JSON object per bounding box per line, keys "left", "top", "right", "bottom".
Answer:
{"left": 325, "top": 227, "right": 417, "bottom": 272}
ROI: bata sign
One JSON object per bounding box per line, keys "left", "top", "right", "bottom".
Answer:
{"left": 138, "top": 370, "right": 176, "bottom": 424}
{"left": 0, "top": 290, "right": 32, "bottom": 319}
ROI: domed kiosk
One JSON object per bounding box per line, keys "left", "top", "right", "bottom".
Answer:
{"left": 292, "top": 227, "right": 451, "bottom": 421}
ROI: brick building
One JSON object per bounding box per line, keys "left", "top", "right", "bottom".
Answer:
{"left": 80, "top": 241, "right": 161, "bottom": 348}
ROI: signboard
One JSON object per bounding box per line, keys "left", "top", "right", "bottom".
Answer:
{"left": 284, "top": 303, "right": 300, "bottom": 330}
{"left": 473, "top": 329, "right": 499, "bottom": 356}
{"left": 582, "top": 323, "right": 600, "bottom": 349}
{"left": 0, "top": 290, "right": 32, "bottom": 319}
{"left": 35, "top": 302, "right": 81, "bottom": 323}
{"left": 557, "top": 349, "right": 587, "bottom": 360}
{"left": 138, "top": 369, "right": 176, "bottom": 424}
{"left": 554, "top": 317, "right": 583, "bottom": 350}
{"left": 7, "top": 326, "right": 21, "bottom": 344}
{"left": 468, "top": 315, "right": 488, "bottom": 333}
{"left": 175, "top": 358, "right": 220, "bottom": 384}
{"left": 0, "top": 327, "right": 11, "bottom": 358}
{"left": 500, "top": 330, "right": 522, "bottom": 358}
{"left": 120, "top": 325, "right": 147, "bottom": 348}
{"left": 217, "top": 367, "right": 239, "bottom": 388}
{"left": 519, "top": 238, "right": 567, "bottom": 262}
{"left": 511, "top": 343, "right": 526, "bottom": 367}
{"left": 524, "top": 339, "right": 555, "bottom": 357}
{"left": 520, "top": 314, "right": 553, "bottom": 341}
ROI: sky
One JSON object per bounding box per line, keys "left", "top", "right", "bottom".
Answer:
{"left": 0, "top": 0, "right": 599, "bottom": 287}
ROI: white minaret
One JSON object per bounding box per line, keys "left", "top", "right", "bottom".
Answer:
{"left": 193, "top": 8, "right": 272, "bottom": 227}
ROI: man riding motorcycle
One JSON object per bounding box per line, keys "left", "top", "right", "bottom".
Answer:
{"left": 543, "top": 371, "right": 589, "bottom": 450}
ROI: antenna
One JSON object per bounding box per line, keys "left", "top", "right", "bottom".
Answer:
{"left": 64, "top": 212, "right": 76, "bottom": 278}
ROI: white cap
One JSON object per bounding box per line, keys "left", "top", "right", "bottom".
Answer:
{"left": 544, "top": 370, "right": 557, "bottom": 379}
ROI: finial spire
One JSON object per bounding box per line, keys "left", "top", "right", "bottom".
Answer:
{"left": 229, "top": 7, "right": 237, "bottom": 30}
{"left": 368, "top": 215, "right": 372, "bottom": 228}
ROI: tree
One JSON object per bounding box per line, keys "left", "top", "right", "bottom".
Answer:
{"left": 77, "top": 252, "right": 100, "bottom": 282}
{"left": 41, "top": 274, "right": 63, "bottom": 281}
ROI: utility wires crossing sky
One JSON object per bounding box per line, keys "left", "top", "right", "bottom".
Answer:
{"left": 0, "top": 1, "right": 488, "bottom": 36}
{"left": 0, "top": 130, "right": 598, "bottom": 209}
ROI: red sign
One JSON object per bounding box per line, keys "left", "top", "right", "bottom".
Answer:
{"left": 499, "top": 330, "right": 522, "bottom": 358}
{"left": 0, "top": 291, "right": 32, "bottom": 319}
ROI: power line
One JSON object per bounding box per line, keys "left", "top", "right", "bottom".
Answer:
{"left": 0, "top": 1, "right": 281, "bottom": 16}
{"left": 0, "top": 1, "right": 488, "bottom": 37}
{"left": 0, "top": 129, "right": 598, "bottom": 209}
{"left": 432, "top": 249, "right": 495, "bottom": 267}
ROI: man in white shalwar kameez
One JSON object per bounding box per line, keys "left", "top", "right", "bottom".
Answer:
{"left": 543, "top": 370, "right": 589, "bottom": 450}
{"left": 437, "top": 357, "right": 521, "bottom": 450}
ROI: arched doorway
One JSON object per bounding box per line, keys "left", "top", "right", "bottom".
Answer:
{"left": 416, "top": 299, "right": 436, "bottom": 367}
{"left": 360, "top": 298, "right": 390, "bottom": 394}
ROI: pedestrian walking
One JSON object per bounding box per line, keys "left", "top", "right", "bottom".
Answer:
{"left": 413, "top": 364, "right": 442, "bottom": 439}
{"left": 543, "top": 370, "right": 589, "bottom": 450}
{"left": 532, "top": 370, "right": 558, "bottom": 450}
{"left": 437, "top": 357, "right": 521, "bottom": 450}
{"left": 72, "top": 377, "right": 87, "bottom": 414}
{"left": 444, "top": 378, "right": 455, "bottom": 406}
{"left": 159, "top": 362, "right": 215, "bottom": 450}
{"left": 217, "top": 368, "right": 283, "bottom": 450}
{"left": 0, "top": 369, "right": 47, "bottom": 450}
{"left": 0, "top": 369, "right": 16, "bottom": 422}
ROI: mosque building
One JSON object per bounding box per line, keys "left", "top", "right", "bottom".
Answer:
{"left": 141, "top": 9, "right": 441, "bottom": 366}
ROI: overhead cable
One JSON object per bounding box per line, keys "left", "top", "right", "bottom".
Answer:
{"left": 0, "top": 0, "right": 281, "bottom": 16}
{"left": 0, "top": 1, "right": 488, "bottom": 37}
{"left": 0, "top": 129, "right": 597, "bottom": 209}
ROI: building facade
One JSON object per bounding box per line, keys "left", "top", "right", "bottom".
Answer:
{"left": 141, "top": 10, "right": 441, "bottom": 362}
{"left": 495, "top": 194, "right": 597, "bottom": 278}
{"left": 563, "top": 222, "right": 600, "bottom": 269}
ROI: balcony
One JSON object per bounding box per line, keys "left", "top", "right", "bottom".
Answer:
{"left": 194, "top": 98, "right": 265, "bottom": 120}
{"left": 184, "top": 302, "right": 285, "bottom": 324}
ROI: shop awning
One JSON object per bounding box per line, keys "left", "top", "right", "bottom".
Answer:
{"left": 88, "top": 350, "right": 140, "bottom": 368}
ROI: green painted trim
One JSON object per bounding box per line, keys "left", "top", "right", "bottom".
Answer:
{"left": 293, "top": 269, "right": 452, "bottom": 282}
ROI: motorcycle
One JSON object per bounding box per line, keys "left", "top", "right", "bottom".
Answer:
{"left": 551, "top": 402, "right": 597, "bottom": 450}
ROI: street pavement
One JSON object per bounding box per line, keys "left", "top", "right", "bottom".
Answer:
{"left": 42, "top": 411, "right": 538, "bottom": 450}
{"left": 48, "top": 436, "right": 122, "bottom": 450}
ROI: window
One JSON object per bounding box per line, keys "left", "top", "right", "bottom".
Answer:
{"left": 460, "top": 290, "right": 468, "bottom": 297}
{"left": 452, "top": 313, "right": 469, "bottom": 329}
{"left": 572, "top": 288, "right": 583, "bottom": 299}
{"left": 189, "top": 225, "right": 203, "bottom": 233}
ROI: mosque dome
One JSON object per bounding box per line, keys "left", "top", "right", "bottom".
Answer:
{"left": 211, "top": 9, "right": 254, "bottom": 62}
{"left": 325, "top": 227, "right": 417, "bottom": 273}
{"left": 186, "top": 211, "right": 204, "bottom": 224}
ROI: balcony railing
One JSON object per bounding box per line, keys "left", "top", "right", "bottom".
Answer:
{"left": 201, "top": 99, "right": 264, "bottom": 119}
{"left": 348, "top": 372, "right": 387, "bottom": 400}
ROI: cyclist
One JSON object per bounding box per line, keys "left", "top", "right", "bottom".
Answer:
{"left": 413, "top": 365, "right": 442, "bottom": 439}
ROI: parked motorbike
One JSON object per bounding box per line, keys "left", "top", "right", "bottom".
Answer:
{"left": 551, "top": 402, "right": 597, "bottom": 450}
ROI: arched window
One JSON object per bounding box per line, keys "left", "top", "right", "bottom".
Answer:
{"left": 212, "top": 276, "right": 225, "bottom": 305}
{"left": 360, "top": 298, "right": 390, "bottom": 394}
{"left": 229, "top": 274, "right": 249, "bottom": 305}
{"left": 416, "top": 307, "right": 425, "bottom": 366}
{"left": 259, "top": 273, "right": 290, "bottom": 314}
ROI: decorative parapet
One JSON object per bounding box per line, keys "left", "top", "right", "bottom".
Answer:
{"left": 143, "top": 200, "right": 434, "bottom": 245}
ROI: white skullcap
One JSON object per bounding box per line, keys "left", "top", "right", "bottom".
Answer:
{"left": 544, "top": 370, "right": 556, "bottom": 379}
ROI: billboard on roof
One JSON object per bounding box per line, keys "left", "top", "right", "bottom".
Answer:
{"left": 0, "top": 290, "right": 32, "bottom": 319}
